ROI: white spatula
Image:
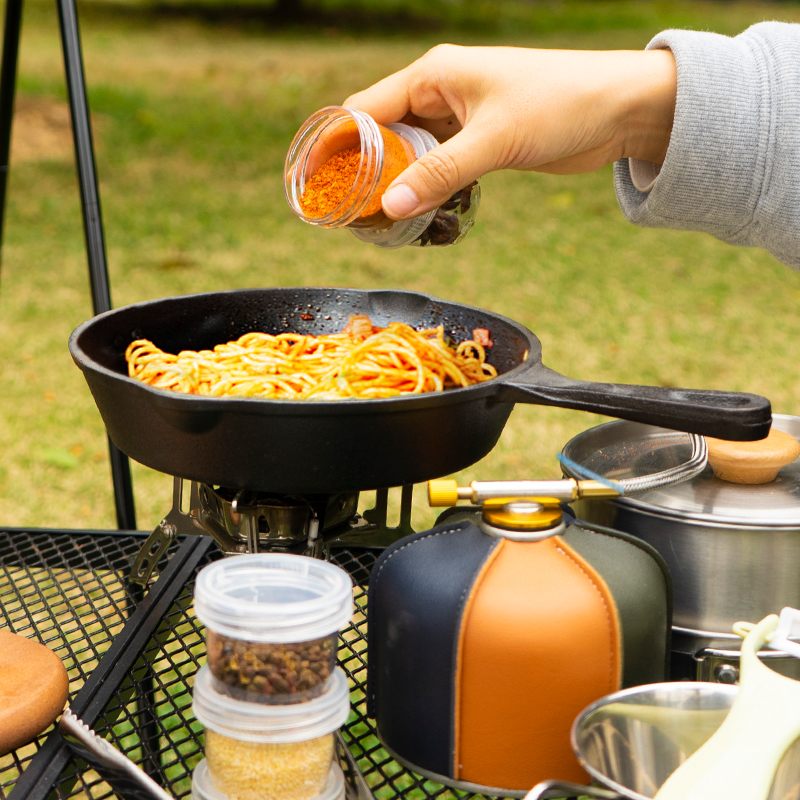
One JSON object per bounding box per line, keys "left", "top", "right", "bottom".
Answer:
{"left": 654, "top": 609, "right": 800, "bottom": 800}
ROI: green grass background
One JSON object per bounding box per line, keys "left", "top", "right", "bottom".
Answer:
{"left": 3, "top": 0, "right": 800, "bottom": 533}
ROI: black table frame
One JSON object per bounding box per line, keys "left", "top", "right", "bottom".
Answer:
{"left": 5, "top": 533, "right": 213, "bottom": 800}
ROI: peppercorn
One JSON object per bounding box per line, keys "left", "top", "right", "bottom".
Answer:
{"left": 207, "top": 631, "right": 336, "bottom": 703}
{"left": 415, "top": 181, "right": 480, "bottom": 246}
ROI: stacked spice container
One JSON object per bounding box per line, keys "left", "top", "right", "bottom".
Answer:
{"left": 191, "top": 554, "right": 354, "bottom": 800}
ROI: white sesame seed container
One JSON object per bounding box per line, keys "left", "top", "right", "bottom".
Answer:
{"left": 194, "top": 554, "right": 353, "bottom": 704}
{"left": 193, "top": 665, "right": 351, "bottom": 800}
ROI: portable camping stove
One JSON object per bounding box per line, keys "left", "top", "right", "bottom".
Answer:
{"left": 130, "top": 477, "right": 414, "bottom": 585}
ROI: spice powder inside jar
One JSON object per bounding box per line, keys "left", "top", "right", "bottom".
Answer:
{"left": 205, "top": 730, "right": 333, "bottom": 800}
{"left": 299, "top": 148, "right": 361, "bottom": 219}
{"left": 299, "top": 126, "right": 412, "bottom": 223}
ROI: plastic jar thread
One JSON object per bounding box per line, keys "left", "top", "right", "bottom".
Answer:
{"left": 192, "top": 667, "right": 350, "bottom": 800}
{"left": 192, "top": 759, "right": 346, "bottom": 800}
{"left": 192, "top": 665, "right": 350, "bottom": 743}
{"left": 194, "top": 553, "right": 353, "bottom": 644}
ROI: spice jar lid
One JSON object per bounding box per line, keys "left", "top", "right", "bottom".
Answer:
{"left": 192, "top": 759, "right": 346, "bottom": 800}
{"left": 194, "top": 554, "right": 353, "bottom": 642}
{"left": 193, "top": 665, "right": 350, "bottom": 743}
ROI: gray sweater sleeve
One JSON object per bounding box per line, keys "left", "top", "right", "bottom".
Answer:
{"left": 614, "top": 22, "right": 800, "bottom": 269}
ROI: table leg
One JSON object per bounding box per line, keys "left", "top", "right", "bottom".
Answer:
{"left": 0, "top": 0, "right": 23, "bottom": 270}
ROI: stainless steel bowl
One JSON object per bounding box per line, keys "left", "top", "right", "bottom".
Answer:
{"left": 526, "top": 683, "right": 800, "bottom": 800}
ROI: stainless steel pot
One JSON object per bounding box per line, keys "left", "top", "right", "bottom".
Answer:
{"left": 561, "top": 415, "right": 800, "bottom": 680}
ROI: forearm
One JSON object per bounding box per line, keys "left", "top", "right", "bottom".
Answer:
{"left": 615, "top": 22, "right": 800, "bottom": 269}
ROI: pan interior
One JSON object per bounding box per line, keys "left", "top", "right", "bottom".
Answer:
{"left": 76, "top": 287, "right": 538, "bottom": 382}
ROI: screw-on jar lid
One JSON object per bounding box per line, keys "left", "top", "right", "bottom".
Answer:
{"left": 193, "top": 665, "right": 350, "bottom": 743}
{"left": 192, "top": 759, "right": 346, "bottom": 800}
{"left": 194, "top": 554, "right": 353, "bottom": 642}
{"left": 349, "top": 122, "right": 438, "bottom": 250}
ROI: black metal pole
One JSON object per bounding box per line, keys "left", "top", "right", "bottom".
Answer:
{"left": 0, "top": 0, "right": 23, "bottom": 270}
{"left": 55, "top": 0, "right": 137, "bottom": 530}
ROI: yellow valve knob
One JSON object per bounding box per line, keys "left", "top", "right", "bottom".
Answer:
{"left": 428, "top": 480, "right": 460, "bottom": 507}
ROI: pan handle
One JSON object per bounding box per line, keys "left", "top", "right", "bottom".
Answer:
{"left": 495, "top": 365, "right": 771, "bottom": 441}
{"left": 524, "top": 780, "right": 625, "bottom": 800}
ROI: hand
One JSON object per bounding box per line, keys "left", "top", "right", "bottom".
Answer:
{"left": 344, "top": 45, "right": 676, "bottom": 220}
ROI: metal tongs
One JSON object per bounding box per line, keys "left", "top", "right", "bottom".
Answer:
{"left": 59, "top": 708, "right": 373, "bottom": 800}
{"left": 59, "top": 709, "right": 173, "bottom": 800}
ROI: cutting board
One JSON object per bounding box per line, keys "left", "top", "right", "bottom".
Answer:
{"left": 0, "top": 629, "right": 69, "bottom": 754}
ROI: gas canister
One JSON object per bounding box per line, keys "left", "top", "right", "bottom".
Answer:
{"left": 367, "top": 487, "right": 672, "bottom": 795}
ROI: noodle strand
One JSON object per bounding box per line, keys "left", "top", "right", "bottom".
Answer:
{"left": 125, "top": 316, "right": 497, "bottom": 400}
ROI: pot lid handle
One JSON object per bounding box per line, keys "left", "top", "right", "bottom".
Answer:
{"left": 705, "top": 429, "right": 800, "bottom": 484}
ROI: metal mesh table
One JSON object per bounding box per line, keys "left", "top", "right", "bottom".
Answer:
{"left": 0, "top": 529, "right": 503, "bottom": 800}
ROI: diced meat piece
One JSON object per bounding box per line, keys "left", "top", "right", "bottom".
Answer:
{"left": 343, "top": 314, "right": 376, "bottom": 339}
{"left": 473, "top": 327, "right": 493, "bottom": 348}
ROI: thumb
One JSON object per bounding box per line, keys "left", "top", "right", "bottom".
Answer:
{"left": 381, "top": 127, "right": 497, "bottom": 220}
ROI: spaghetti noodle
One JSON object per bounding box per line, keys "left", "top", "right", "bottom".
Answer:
{"left": 124, "top": 315, "right": 497, "bottom": 400}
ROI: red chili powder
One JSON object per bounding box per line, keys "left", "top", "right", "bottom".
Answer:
{"left": 300, "top": 130, "right": 412, "bottom": 222}
{"left": 300, "top": 147, "right": 362, "bottom": 219}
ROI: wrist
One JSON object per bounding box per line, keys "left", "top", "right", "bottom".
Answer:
{"left": 622, "top": 48, "right": 677, "bottom": 164}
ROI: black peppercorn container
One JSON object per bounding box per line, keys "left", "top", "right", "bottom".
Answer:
{"left": 194, "top": 554, "right": 353, "bottom": 705}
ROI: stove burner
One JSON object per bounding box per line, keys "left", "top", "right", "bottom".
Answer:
{"left": 197, "top": 485, "right": 359, "bottom": 552}
{"left": 130, "top": 478, "right": 415, "bottom": 585}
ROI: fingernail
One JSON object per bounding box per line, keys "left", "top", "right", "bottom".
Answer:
{"left": 382, "top": 183, "right": 420, "bottom": 218}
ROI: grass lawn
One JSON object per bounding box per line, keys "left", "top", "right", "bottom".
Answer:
{"left": 3, "top": 0, "right": 800, "bottom": 533}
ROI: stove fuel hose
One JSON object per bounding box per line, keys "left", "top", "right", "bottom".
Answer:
{"left": 558, "top": 433, "right": 709, "bottom": 496}
{"left": 429, "top": 435, "right": 709, "bottom": 507}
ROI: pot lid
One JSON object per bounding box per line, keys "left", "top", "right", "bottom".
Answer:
{"left": 561, "top": 415, "right": 800, "bottom": 527}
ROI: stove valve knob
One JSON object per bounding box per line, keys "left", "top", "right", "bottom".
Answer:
{"left": 428, "top": 480, "right": 460, "bottom": 507}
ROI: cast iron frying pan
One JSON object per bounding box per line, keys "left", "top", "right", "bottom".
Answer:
{"left": 69, "top": 287, "right": 771, "bottom": 493}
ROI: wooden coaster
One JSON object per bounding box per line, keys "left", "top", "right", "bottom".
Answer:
{"left": 705, "top": 428, "right": 800, "bottom": 484}
{"left": 0, "top": 629, "right": 69, "bottom": 755}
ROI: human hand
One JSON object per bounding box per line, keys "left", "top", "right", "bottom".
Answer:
{"left": 343, "top": 45, "right": 676, "bottom": 220}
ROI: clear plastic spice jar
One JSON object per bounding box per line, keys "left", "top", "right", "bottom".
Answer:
{"left": 194, "top": 554, "right": 353, "bottom": 704}
{"left": 192, "top": 666, "right": 350, "bottom": 800}
{"left": 284, "top": 106, "right": 480, "bottom": 249}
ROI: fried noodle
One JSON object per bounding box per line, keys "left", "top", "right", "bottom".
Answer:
{"left": 124, "top": 315, "right": 497, "bottom": 400}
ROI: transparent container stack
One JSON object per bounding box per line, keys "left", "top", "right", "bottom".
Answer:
{"left": 191, "top": 554, "right": 354, "bottom": 800}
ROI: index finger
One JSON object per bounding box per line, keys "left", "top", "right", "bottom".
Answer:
{"left": 344, "top": 68, "right": 414, "bottom": 125}
{"left": 344, "top": 55, "right": 457, "bottom": 126}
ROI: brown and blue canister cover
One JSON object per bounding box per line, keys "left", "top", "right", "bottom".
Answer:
{"left": 367, "top": 515, "right": 671, "bottom": 793}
